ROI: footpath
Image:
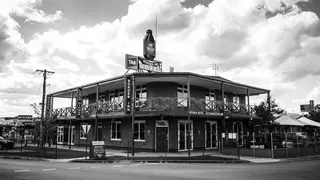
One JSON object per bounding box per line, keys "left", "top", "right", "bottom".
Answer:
{"left": 1, "top": 145, "right": 320, "bottom": 164}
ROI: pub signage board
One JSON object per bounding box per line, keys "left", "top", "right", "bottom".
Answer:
{"left": 45, "top": 95, "right": 52, "bottom": 119}
{"left": 92, "top": 141, "right": 105, "bottom": 159}
{"left": 76, "top": 88, "right": 83, "bottom": 118}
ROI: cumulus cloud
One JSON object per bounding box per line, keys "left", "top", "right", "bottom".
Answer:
{"left": 1, "top": 0, "right": 320, "bottom": 116}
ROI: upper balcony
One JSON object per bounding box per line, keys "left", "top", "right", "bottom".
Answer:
{"left": 49, "top": 72, "right": 268, "bottom": 120}
{"left": 51, "top": 97, "right": 257, "bottom": 119}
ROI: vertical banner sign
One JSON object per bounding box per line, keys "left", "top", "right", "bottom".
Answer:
{"left": 45, "top": 95, "right": 52, "bottom": 119}
{"left": 125, "top": 76, "right": 132, "bottom": 114}
{"left": 131, "top": 75, "right": 135, "bottom": 112}
{"left": 76, "top": 88, "right": 83, "bottom": 118}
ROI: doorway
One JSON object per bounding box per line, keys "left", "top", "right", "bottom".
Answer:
{"left": 205, "top": 121, "right": 218, "bottom": 149}
{"left": 97, "top": 122, "right": 103, "bottom": 141}
{"left": 68, "top": 126, "right": 75, "bottom": 145}
{"left": 178, "top": 120, "right": 193, "bottom": 151}
{"left": 155, "top": 120, "right": 169, "bottom": 152}
{"left": 57, "top": 126, "right": 64, "bottom": 144}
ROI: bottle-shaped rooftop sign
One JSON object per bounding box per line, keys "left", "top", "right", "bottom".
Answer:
{"left": 143, "top": 29, "right": 156, "bottom": 60}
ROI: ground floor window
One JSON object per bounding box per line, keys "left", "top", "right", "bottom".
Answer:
{"left": 178, "top": 120, "right": 193, "bottom": 151}
{"left": 134, "top": 121, "right": 146, "bottom": 141}
{"left": 111, "top": 121, "right": 121, "bottom": 140}
{"left": 80, "top": 124, "right": 87, "bottom": 139}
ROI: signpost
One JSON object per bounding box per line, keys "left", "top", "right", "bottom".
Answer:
{"left": 82, "top": 124, "right": 91, "bottom": 159}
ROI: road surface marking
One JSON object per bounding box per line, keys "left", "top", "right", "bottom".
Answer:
{"left": 112, "top": 165, "right": 124, "bottom": 168}
{"left": 68, "top": 167, "right": 80, "bottom": 170}
{"left": 43, "top": 168, "right": 56, "bottom": 171}
{"left": 146, "top": 163, "right": 159, "bottom": 165}
{"left": 14, "top": 170, "right": 30, "bottom": 172}
{"left": 90, "top": 166, "right": 100, "bottom": 169}
{"left": 131, "top": 164, "right": 141, "bottom": 166}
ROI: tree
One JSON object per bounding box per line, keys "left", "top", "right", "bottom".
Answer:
{"left": 30, "top": 103, "right": 57, "bottom": 147}
{"left": 308, "top": 104, "right": 320, "bottom": 123}
{"left": 254, "top": 95, "right": 285, "bottom": 130}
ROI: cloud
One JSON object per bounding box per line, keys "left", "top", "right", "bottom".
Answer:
{"left": 1, "top": 0, "right": 320, "bottom": 116}
{"left": 0, "top": 0, "right": 63, "bottom": 23}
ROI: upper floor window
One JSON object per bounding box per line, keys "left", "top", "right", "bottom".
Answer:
{"left": 83, "top": 98, "right": 89, "bottom": 106}
{"left": 205, "top": 90, "right": 215, "bottom": 110}
{"left": 136, "top": 85, "right": 147, "bottom": 101}
{"left": 99, "top": 94, "right": 106, "bottom": 104}
{"left": 109, "top": 89, "right": 124, "bottom": 109}
{"left": 177, "top": 85, "right": 188, "bottom": 107}
{"left": 233, "top": 95, "right": 240, "bottom": 109}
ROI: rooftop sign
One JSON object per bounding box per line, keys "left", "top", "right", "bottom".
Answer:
{"left": 124, "top": 29, "right": 162, "bottom": 73}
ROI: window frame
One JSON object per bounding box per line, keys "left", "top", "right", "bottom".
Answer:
{"left": 177, "top": 85, "right": 188, "bottom": 107}
{"left": 109, "top": 89, "right": 124, "bottom": 109}
{"left": 134, "top": 120, "right": 146, "bottom": 142}
{"left": 80, "top": 123, "right": 87, "bottom": 140}
{"left": 136, "top": 85, "right": 147, "bottom": 101}
{"left": 110, "top": 121, "right": 122, "bottom": 141}
{"left": 205, "top": 89, "right": 215, "bottom": 110}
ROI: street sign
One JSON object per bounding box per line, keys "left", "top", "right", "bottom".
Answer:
{"left": 82, "top": 124, "right": 91, "bottom": 134}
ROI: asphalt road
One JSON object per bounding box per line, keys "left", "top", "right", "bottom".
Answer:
{"left": 0, "top": 159, "right": 320, "bottom": 180}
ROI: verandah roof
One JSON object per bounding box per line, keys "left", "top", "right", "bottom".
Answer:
{"left": 49, "top": 72, "right": 270, "bottom": 98}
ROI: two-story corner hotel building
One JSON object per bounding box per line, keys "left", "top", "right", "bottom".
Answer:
{"left": 46, "top": 72, "right": 270, "bottom": 152}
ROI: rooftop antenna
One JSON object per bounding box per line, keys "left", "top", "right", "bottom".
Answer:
{"left": 209, "top": 64, "right": 219, "bottom": 76}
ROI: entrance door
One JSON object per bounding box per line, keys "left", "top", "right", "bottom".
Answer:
{"left": 156, "top": 127, "right": 168, "bottom": 152}
{"left": 63, "top": 127, "right": 68, "bottom": 144}
{"left": 69, "top": 126, "right": 75, "bottom": 145}
{"left": 233, "top": 122, "right": 244, "bottom": 146}
{"left": 57, "top": 126, "right": 64, "bottom": 144}
{"left": 156, "top": 120, "right": 169, "bottom": 152}
{"left": 178, "top": 120, "right": 193, "bottom": 151}
{"left": 97, "top": 123, "right": 103, "bottom": 141}
{"left": 205, "top": 121, "right": 218, "bottom": 149}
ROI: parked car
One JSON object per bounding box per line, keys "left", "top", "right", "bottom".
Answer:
{"left": 0, "top": 136, "right": 15, "bottom": 149}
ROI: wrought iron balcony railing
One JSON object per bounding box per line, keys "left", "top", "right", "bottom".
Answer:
{"left": 135, "top": 97, "right": 257, "bottom": 115}
{"left": 52, "top": 100, "right": 124, "bottom": 118}
{"left": 51, "top": 97, "right": 256, "bottom": 118}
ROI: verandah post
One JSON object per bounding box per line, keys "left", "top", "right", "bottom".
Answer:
{"left": 69, "top": 91, "right": 74, "bottom": 150}
{"left": 95, "top": 84, "right": 99, "bottom": 141}
{"left": 221, "top": 82, "right": 225, "bottom": 154}
{"left": 187, "top": 75, "right": 191, "bottom": 156}
{"left": 131, "top": 74, "right": 136, "bottom": 156}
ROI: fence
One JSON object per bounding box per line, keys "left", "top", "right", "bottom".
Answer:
{"left": 221, "top": 132, "right": 320, "bottom": 159}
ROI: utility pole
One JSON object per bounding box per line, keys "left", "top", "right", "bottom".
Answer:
{"left": 209, "top": 64, "right": 219, "bottom": 76}
{"left": 35, "top": 69, "right": 55, "bottom": 148}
